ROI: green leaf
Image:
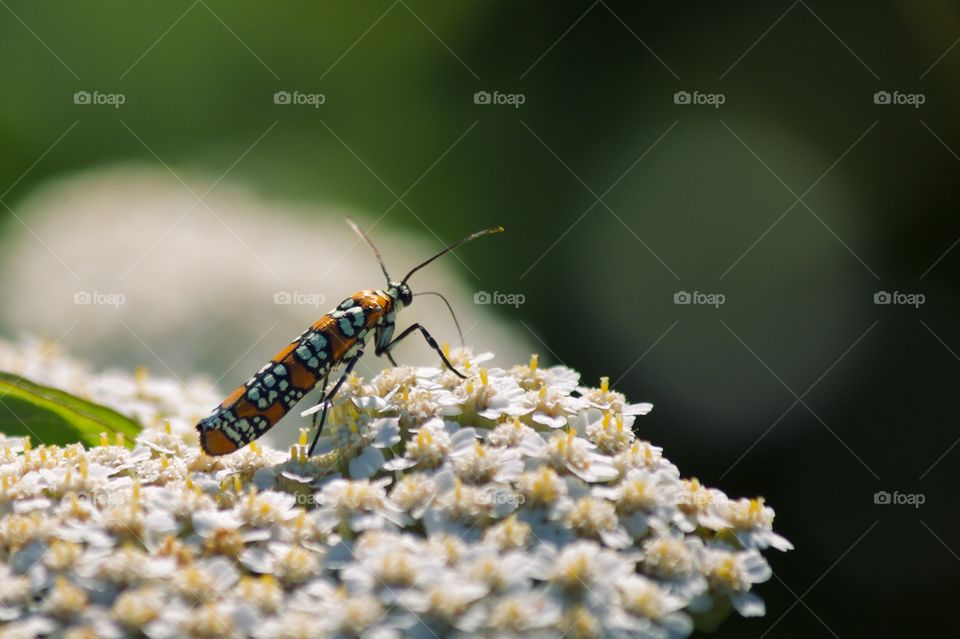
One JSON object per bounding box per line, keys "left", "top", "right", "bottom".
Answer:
{"left": 0, "top": 371, "right": 141, "bottom": 448}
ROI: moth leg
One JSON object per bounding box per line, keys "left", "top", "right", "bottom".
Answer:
{"left": 307, "top": 349, "right": 363, "bottom": 456}
{"left": 309, "top": 370, "right": 331, "bottom": 435}
{"left": 384, "top": 323, "right": 465, "bottom": 379}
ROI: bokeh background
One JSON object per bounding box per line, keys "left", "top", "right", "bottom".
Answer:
{"left": 1, "top": 1, "right": 958, "bottom": 636}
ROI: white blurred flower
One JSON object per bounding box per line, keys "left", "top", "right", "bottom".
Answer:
{"left": 0, "top": 167, "right": 535, "bottom": 448}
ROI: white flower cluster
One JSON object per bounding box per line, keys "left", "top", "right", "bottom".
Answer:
{"left": 0, "top": 344, "right": 791, "bottom": 639}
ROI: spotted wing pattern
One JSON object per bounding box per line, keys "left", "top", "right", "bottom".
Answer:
{"left": 197, "top": 290, "right": 391, "bottom": 455}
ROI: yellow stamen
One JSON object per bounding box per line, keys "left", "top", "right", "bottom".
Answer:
{"left": 116, "top": 432, "right": 125, "bottom": 447}
{"left": 479, "top": 368, "right": 489, "bottom": 386}
{"left": 298, "top": 428, "right": 308, "bottom": 447}
{"left": 529, "top": 354, "right": 539, "bottom": 370}
{"left": 23, "top": 436, "right": 32, "bottom": 452}
{"left": 602, "top": 412, "right": 612, "bottom": 429}
{"left": 441, "top": 341, "right": 451, "bottom": 359}
{"left": 99, "top": 432, "right": 109, "bottom": 447}
{"left": 600, "top": 376, "right": 609, "bottom": 394}
{"left": 233, "top": 475, "right": 242, "bottom": 494}
{"left": 163, "top": 420, "right": 172, "bottom": 435}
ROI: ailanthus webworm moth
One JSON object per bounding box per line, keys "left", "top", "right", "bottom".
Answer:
{"left": 197, "top": 219, "right": 503, "bottom": 457}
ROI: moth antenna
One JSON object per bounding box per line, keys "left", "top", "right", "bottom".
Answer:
{"left": 345, "top": 218, "right": 391, "bottom": 284}
{"left": 414, "top": 291, "right": 464, "bottom": 346}
{"left": 402, "top": 226, "right": 504, "bottom": 284}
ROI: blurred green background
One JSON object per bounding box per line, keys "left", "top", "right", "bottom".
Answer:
{"left": 2, "top": 1, "right": 959, "bottom": 636}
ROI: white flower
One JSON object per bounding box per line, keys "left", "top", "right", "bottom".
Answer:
{"left": 388, "top": 474, "right": 438, "bottom": 520}
{"left": 564, "top": 496, "right": 632, "bottom": 549}
{"left": 700, "top": 546, "right": 772, "bottom": 617}
{"left": 0, "top": 342, "right": 790, "bottom": 638}
{"left": 532, "top": 540, "right": 632, "bottom": 610}
{"left": 382, "top": 418, "right": 455, "bottom": 471}
{"left": 459, "top": 368, "right": 533, "bottom": 421}
{"left": 609, "top": 574, "right": 693, "bottom": 639}
{"left": 468, "top": 591, "right": 562, "bottom": 636}
{"left": 484, "top": 418, "right": 544, "bottom": 456}
{"left": 314, "top": 477, "right": 408, "bottom": 533}
{"left": 594, "top": 468, "right": 683, "bottom": 539}
{"left": 235, "top": 489, "right": 299, "bottom": 528}
{"left": 711, "top": 497, "right": 794, "bottom": 551}
{"left": 450, "top": 437, "right": 523, "bottom": 484}
{"left": 543, "top": 430, "right": 619, "bottom": 483}
{"left": 640, "top": 535, "right": 708, "bottom": 604}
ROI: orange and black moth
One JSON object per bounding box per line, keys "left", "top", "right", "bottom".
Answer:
{"left": 197, "top": 220, "right": 503, "bottom": 457}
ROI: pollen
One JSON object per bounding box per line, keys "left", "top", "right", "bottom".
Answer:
{"left": 564, "top": 605, "right": 601, "bottom": 639}
{"left": 529, "top": 353, "right": 539, "bottom": 370}
{"left": 47, "top": 576, "right": 88, "bottom": 617}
